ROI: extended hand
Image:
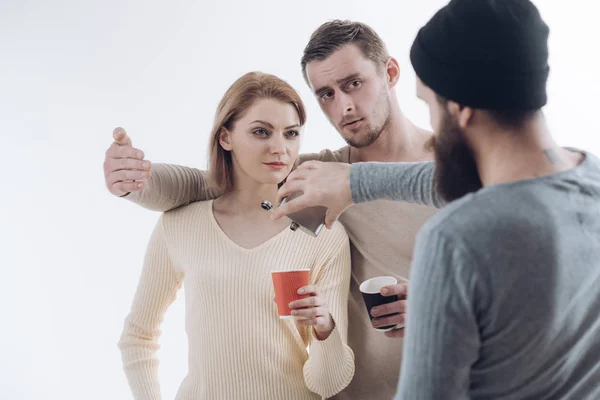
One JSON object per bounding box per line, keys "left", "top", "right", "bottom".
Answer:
{"left": 272, "top": 161, "right": 353, "bottom": 228}
{"left": 104, "top": 127, "right": 151, "bottom": 196}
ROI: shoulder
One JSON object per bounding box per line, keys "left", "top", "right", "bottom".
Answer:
{"left": 322, "top": 220, "right": 350, "bottom": 244}
{"left": 314, "top": 220, "right": 350, "bottom": 260}
{"left": 576, "top": 150, "right": 600, "bottom": 180}
{"left": 162, "top": 200, "right": 212, "bottom": 230}
{"left": 419, "top": 181, "right": 559, "bottom": 249}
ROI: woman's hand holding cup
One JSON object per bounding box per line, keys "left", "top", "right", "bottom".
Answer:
{"left": 288, "top": 285, "right": 335, "bottom": 340}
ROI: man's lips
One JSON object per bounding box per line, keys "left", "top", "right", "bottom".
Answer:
{"left": 343, "top": 118, "right": 363, "bottom": 127}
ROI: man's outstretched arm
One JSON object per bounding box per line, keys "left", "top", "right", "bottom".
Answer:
{"left": 272, "top": 160, "right": 444, "bottom": 228}
{"left": 122, "top": 163, "right": 218, "bottom": 212}
{"left": 350, "top": 161, "right": 444, "bottom": 208}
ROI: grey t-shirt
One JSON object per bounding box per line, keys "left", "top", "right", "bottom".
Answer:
{"left": 352, "top": 152, "right": 600, "bottom": 399}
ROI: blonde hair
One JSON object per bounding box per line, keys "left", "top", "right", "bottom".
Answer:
{"left": 208, "top": 72, "right": 307, "bottom": 194}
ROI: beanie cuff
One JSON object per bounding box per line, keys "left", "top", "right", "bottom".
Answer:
{"left": 410, "top": 31, "right": 548, "bottom": 110}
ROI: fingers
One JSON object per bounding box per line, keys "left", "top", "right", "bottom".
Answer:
{"left": 282, "top": 283, "right": 332, "bottom": 332}
{"left": 106, "top": 142, "right": 145, "bottom": 160}
{"left": 297, "top": 160, "right": 320, "bottom": 170}
{"left": 110, "top": 180, "right": 145, "bottom": 194}
{"left": 372, "top": 312, "right": 405, "bottom": 329}
{"left": 288, "top": 286, "right": 321, "bottom": 309}
{"left": 324, "top": 209, "right": 342, "bottom": 229}
{"left": 284, "top": 167, "right": 310, "bottom": 183}
{"left": 116, "top": 145, "right": 145, "bottom": 160}
{"left": 380, "top": 283, "right": 408, "bottom": 297}
{"left": 289, "top": 285, "right": 323, "bottom": 315}
{"left": 289, "top": 296, "right": 323, "bottom": 309}
{"left": 370, "top": 298, "right": 407, "bottom": 318}
{"left": 297, "top": 285, "right": 318, "bottom": 296}
{"left": 106, "top": 169, "right": 150, "bottom": 183}
{"left": 291, "top": 306, "right": 328, "bottom": 320}
{"left": 275, "top": 179, "right": 306, "bottom": 205}
{"left": 384, "top": 327, "right": 405, "bottom": 339}
{"left": 276, "top": 167, "right": 314, "bottom": 203}
{"left": 295, "top": 314, "right": 328, "bottom": 327}
{"left": 113, "top": 127, "right": 132, "bottom": 146}
{"left": 104, "top": 157, "right": 150, "bottom": 176}
{"left": 105, "top": 160, "right": 151, "bottom": 196}
{"left": 114, "top": 157, "right": 150, "bottom": 172}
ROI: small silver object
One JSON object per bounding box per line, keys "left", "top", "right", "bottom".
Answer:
{"left": 260, "top": 200, "right": 274, "bottom": 211}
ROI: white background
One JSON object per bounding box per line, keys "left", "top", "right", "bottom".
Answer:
{"left": 1, "top": 0, "right": 598, "bottom": 399}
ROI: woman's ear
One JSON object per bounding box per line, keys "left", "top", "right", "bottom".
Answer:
{"left": 219, "top": 128, "right": 233, "bottom": 151}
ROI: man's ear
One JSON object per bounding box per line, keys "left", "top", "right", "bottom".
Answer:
{"left": 219, "top": 128, "right": 233, "bottom": 151}
{"left": 447, "top": 101, "right": 474, "bottom": 129}
{"left": 385, "top": 57, "right": 401, "bottom": 88}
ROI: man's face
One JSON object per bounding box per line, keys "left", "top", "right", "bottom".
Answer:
{"left": 305, "top": 44, "right": 392, "bottom": 148}
{"left": 416, "top": 79, "right": 483, "bottom": 202}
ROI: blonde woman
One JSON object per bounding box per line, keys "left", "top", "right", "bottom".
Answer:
{"left": 118, "top": 72, "right": 354, "bottom": 400}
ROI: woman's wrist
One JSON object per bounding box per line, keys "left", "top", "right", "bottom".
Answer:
{"left": 313, "top": 314, "right": 335, "bottom": 341}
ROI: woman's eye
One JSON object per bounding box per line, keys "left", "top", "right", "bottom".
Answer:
{"left": 286, "top": 130, "right": 300, "bottom": 138}
{"left": 253, "top": 128, "right": 269, "bottom": 136}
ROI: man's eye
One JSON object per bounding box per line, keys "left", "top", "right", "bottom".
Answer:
{"left": 320, "top": 91, "right": 333, "bottom": 100}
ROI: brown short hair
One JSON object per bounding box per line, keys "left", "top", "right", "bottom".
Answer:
{"left": 301, "top": 20, "right": 389, "bottom": 84}
{"left": 208, "top": 72, "right": 307, "bottom": 194}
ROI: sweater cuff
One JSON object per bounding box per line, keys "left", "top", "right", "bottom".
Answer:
{"left": 304, "top": 324, "right": 355, "bottom": 398}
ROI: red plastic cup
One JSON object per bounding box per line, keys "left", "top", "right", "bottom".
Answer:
{"left": 271, "top": 269, "right": 310, "bottom": 319}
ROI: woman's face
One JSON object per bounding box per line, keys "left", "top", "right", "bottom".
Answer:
{"left": 220, "top": 98, "right": 302, "bottom": 187}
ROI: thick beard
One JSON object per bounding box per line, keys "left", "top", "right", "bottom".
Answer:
{"left": 343, "top": 92, "right": 392, "bottom": 149}
{"left": 426, "top": 110, "right": 483, "bottom": 203}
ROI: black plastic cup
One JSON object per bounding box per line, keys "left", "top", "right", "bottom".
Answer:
{"left": 359, "top": 276, "right": 402, "bottom": 331}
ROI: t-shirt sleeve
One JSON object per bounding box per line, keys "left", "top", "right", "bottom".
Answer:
{"left": 350, "top": 161, "right": 444, "bottom": 208}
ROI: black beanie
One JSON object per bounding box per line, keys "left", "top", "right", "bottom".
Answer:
{"left": 410, "top": 0, "right": 550, "bottom": 110}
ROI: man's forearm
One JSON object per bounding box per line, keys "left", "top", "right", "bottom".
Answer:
{"left": 349, "top": 161, "right": 444, "bottom": 208}
{"left": 124, "top": 163, "right": 220, "bottom": 212}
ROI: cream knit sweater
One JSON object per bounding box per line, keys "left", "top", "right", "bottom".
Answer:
{"left": 118, "top": 200, "right": 354, "bottom": 399}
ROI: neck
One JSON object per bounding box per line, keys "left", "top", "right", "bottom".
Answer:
{"left": 470, "top": 114, "right": 576, "bottom": 187}
{"left": 352, "top": 95, "right": 433, "bottom": 163}
{"left": 220, "top": 175, "right": 279, "bottom": 215}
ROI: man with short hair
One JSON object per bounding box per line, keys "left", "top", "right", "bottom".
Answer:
{"left": 104, "top": 21, "right": 436, "bottom": 399}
